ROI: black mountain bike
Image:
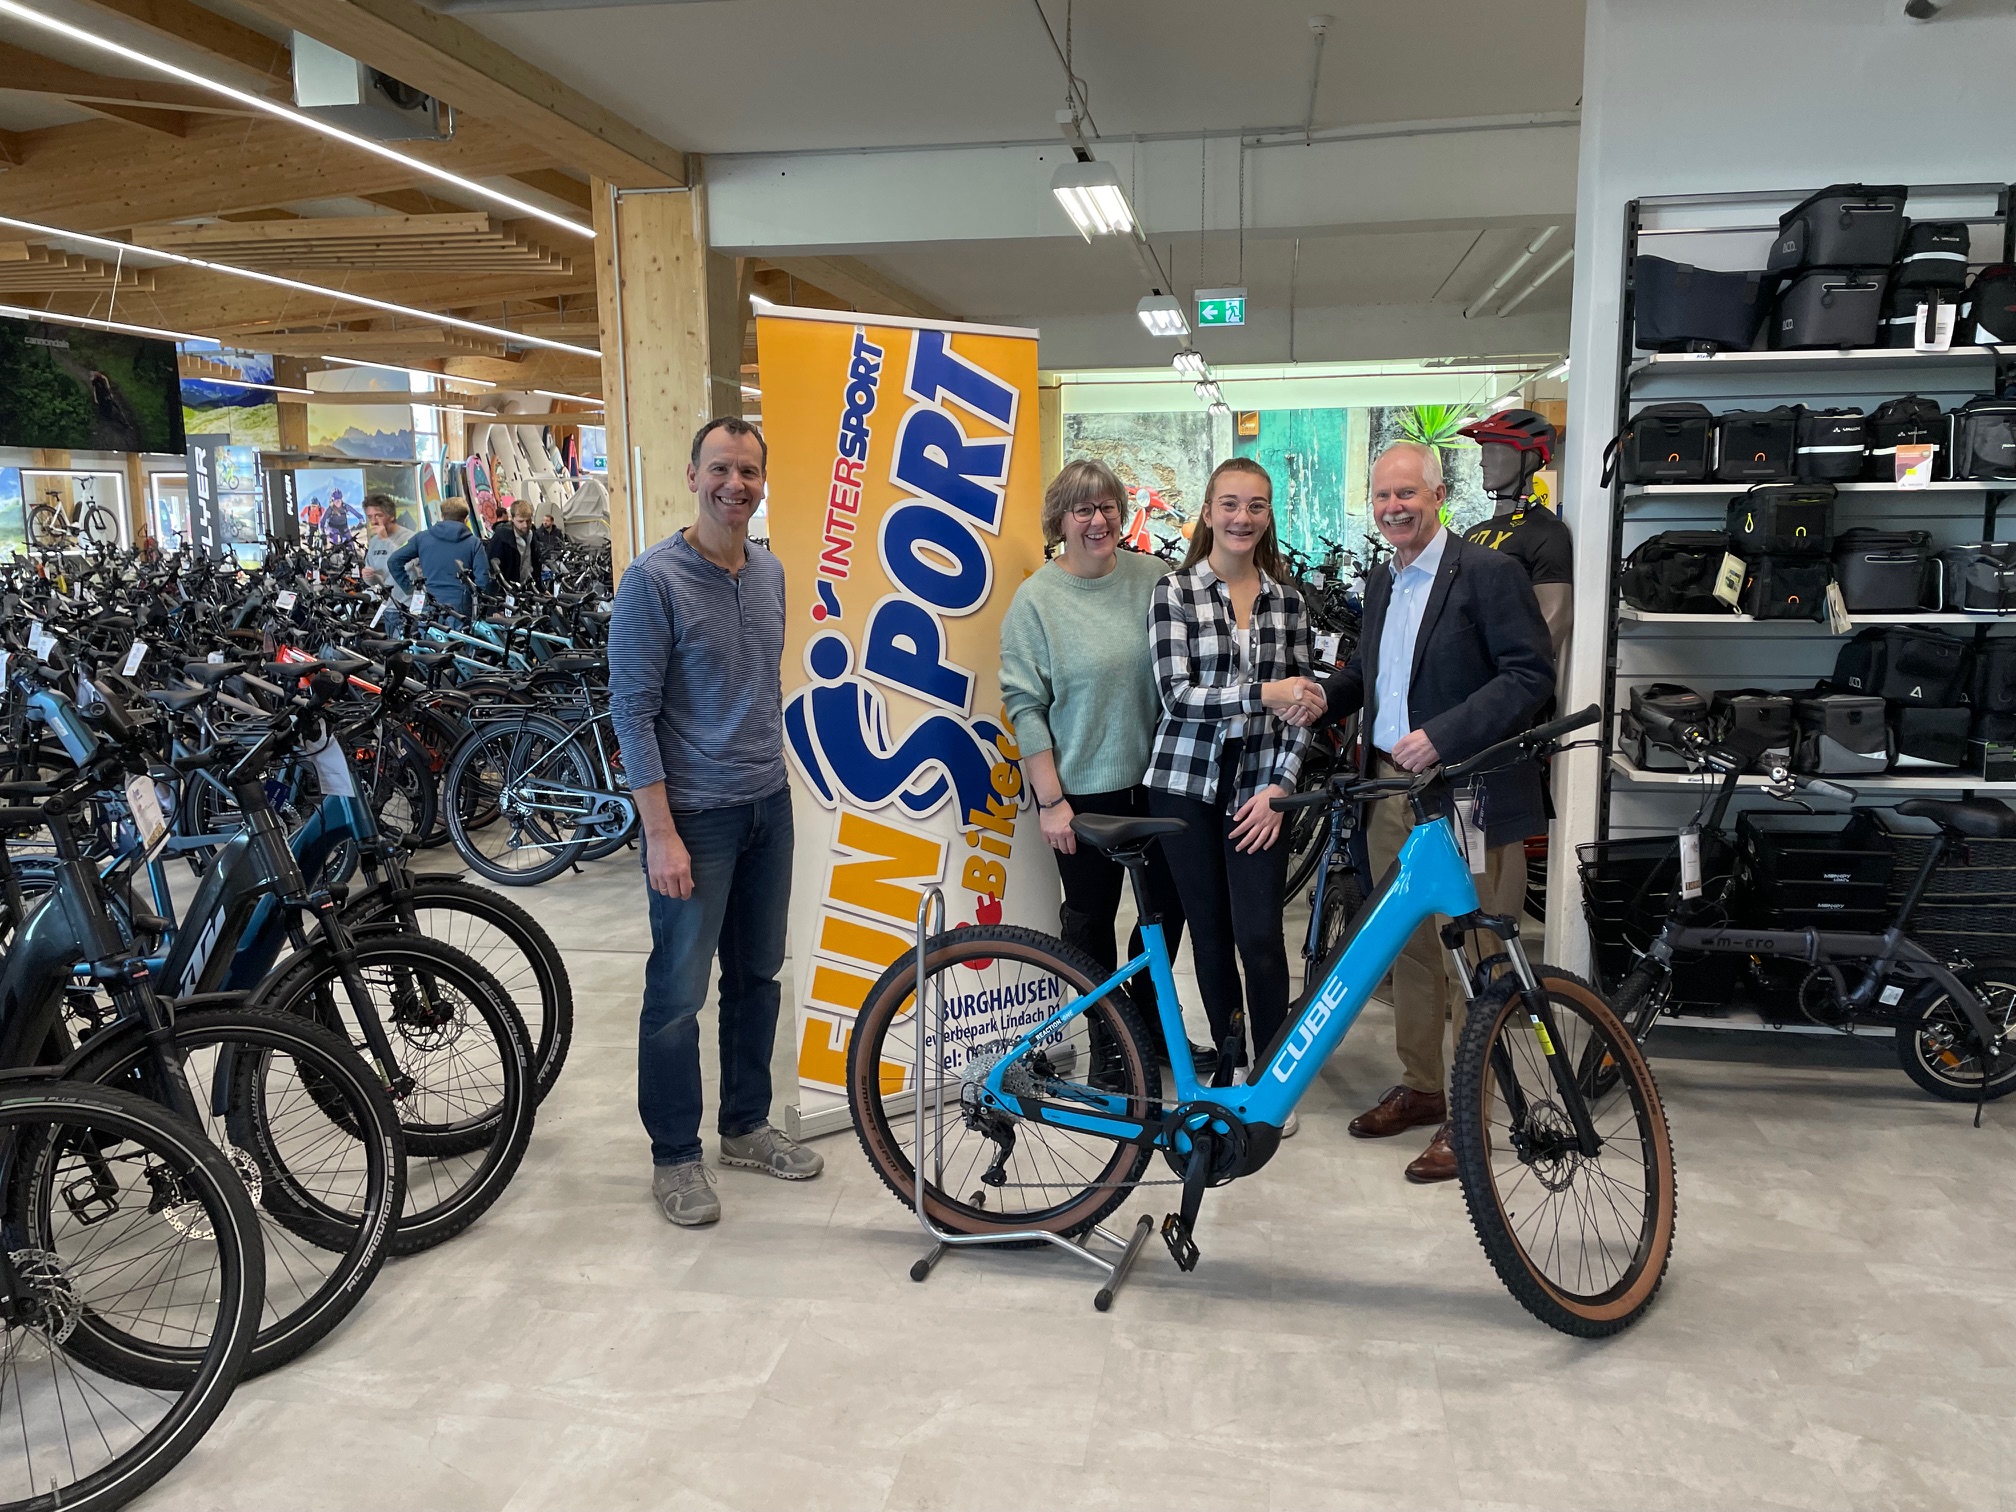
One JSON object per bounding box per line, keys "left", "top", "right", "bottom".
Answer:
{"left": 1608, "top": 717, "right": 2016, "bottom": 1116}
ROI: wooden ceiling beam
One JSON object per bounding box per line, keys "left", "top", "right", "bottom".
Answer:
{"left": 0, "top": 130, "right": 23, "bottom": 168}
{"left": 227, "top": 0, "right": 688, "bottom": 188}
{"left": 757, "top": 255, "right": 953, "bottom": 322}
{"left": 76, "top": 103, "right": 194, "bottom": 137}
{"left": 508, "top": 169, "right": 592, "bottom": 216}
{"left": 69, "top": 0, "right": 292, "bottom": 85}
{"left": 0, "top": 41, "right": 273, "bottom": 113}
{"left": 0, "top": 114, "right": 554, "bottom": 232}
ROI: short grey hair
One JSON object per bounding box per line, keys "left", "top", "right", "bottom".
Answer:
{"left": 1373, "top": 440, "right": 1445, "bottom": 491}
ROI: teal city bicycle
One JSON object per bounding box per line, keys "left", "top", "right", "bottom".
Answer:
{"left": 847, "top": 706, "right": 1678, "bottom": 1336}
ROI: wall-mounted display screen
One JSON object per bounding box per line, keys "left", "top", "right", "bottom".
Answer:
{"left": 0, "top": 316, "right": 186, "bottom": 454}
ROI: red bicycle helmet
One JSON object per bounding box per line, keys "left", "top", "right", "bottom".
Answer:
{"left": 1458, "top": 408, "right": 1556, "bottom": 464}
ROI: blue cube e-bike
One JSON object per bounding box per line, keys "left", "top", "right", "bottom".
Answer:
{"left": 846, "top": 706, "right": 1678, "bottom": 1337}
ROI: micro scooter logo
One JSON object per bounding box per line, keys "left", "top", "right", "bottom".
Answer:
{"left": 785, "top": 327, "right": 1020, "bottom": 827}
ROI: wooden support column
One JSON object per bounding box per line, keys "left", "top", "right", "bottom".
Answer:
{"left": 122, "top": 452, "right": 148, "bottom": 545}
{"left": 274, "top": 356, "right": 310, "bottom": 455}
{"left": 595, "top": 177, "right": 725, "bottom": 575}
{"left": 1038, "top": 379, "right": 1063, "bottom": 487}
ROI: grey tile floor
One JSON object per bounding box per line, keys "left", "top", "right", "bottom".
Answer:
{"left": 139, "top": 852, "right": 2016, "bottom": 1512}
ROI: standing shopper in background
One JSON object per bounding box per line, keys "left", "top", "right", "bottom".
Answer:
{"left": 1144, "top": 459, "right": 1324, "bottom": 1127}
{"left": 387, "top": 496, "right": 489, "bottom": 623}
{"left": 608, "top": 417, "right": 822, "bottom": 1229}
{"left": 999, "top": 460, "right": 1208, "bottom": 1071}
{"left": 487, "top": 500, "right": 538, "bottom": 590}
{"left": 360, "top": 493, "right": 414, "bottom": 628}
{"left": 1317, "top": 442, "right": 1555, "bottom": 1184}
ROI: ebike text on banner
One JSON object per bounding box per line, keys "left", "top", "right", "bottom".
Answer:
{"left": 758, "top": 307, "right": 1056, "bottom": 1104}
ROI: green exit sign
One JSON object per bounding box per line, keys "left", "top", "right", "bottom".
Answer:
{"left": 1195, "top": 287, "right": 1247, "bottom": 327}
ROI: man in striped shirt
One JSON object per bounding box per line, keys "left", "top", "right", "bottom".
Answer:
{"left": 609, "top": 417, "right": 824, "bottom": 1228}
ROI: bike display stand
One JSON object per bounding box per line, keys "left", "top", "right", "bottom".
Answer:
{"left": 904, "top": 888, "right": 1156, "bottom": 1312}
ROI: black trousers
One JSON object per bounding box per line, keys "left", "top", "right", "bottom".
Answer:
{"left": 1053, "top": 786, "right": 1188, "bottom": 1054}
{"left": 1145, "top": 741, "right": 1292, "bottom": 1066}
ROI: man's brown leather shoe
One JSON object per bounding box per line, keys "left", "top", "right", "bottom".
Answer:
{"left": 1348, "top": 1085, "right": 1446, "bottom": 1139}
{"left": 1404, "top": 1123, "right": 1458, "bottom": 1184}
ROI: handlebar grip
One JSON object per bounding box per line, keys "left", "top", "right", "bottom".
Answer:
{"left": 1804, "top": 777, "right": 1858, "bottom": 803}
{"left": 1526, "top": 703, "right": 1603, "bottom": 747}
{"left": 1269, "top": 790, "right": 1331, "bottom": 812}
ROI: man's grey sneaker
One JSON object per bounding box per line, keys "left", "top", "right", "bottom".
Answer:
{"left": 653, "top": 1160, "right": 720, "bottom": 1226}
{"left": 719, "top": 1125, "right": 825, "bottom": 1181}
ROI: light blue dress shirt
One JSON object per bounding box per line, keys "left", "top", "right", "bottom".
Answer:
{"left": 1372, "top": 526, "right": 1449, "bottom": 752}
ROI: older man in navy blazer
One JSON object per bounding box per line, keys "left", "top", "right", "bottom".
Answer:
{"left": 1317, "top": 441, "right": 1555, "bottom": 1183}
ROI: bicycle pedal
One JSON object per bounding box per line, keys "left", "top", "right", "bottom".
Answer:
{"left": 1159, "top": 1213, "right": 1200, "bottom": 1272}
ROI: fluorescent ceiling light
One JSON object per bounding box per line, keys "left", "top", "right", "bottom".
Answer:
{"left": 532, "top": 388, "right": 602, "bottom": 406}
{"left": 0, "top": 0, "right": 592, "bottom": 242}
{"left": 318, "top": 355, "right": 495, "bottom": 389}
{"left": 0, "top": 213, "right": 599, "bottom": 358}
{"left": 1172, "top": 347, "right": 1208, "bottom": 377}
{"left": 1051, "top": 160, "right": 1137, "bottom": 240}
{"left": 1539, "top": 357, "right": 1570, "bottom": 381}
{"left": 0, "top": 300, "right": 201, "bottom": 343}
{"left": 1207, "top": 400, "right": 1232, "bottom": 418}
{"left": 194, "top": 373, "right": 317, "bottom": 399}
{"left": 1136, "top": 295, "right": 1189, "bottom": 339}
{"left": 740, "top": 384, "right": 763, "bottom": 397}
{"left": 1193, "top": 379, "right": 1223, "bottom": 404}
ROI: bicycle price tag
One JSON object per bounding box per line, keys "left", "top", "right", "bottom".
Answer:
{"left": 505, "top": 593, "right": 516, "bottom": 609}
{"left": 1679, "top": 825, "right": 1704, "bottom": 899}
{"left": 207, "top": 650, "right": 226, "bottom": 664}
{"left": 276, "top": 590, "right": 298, "bottom": 610}
{"left": 304, "top": 730, "right": 357, "bottom": 798}
{"left": 1310, "top": 570, "right": 1327, "bottom": 590}
{"left": 369, "top": 601, "right": 388, "bottom": 629}
{"left": 125, "top": 775, "right": 169, "bottom": 858}
{"left": 0, "top": 650, "right": 9, "bottom": 684}
{"left": 311, "top": 569, "right": 322, "bottom": 586}
{"left": 27, "top": 622, "right": 56, "bottom": 659}
{"left": 410, "top": 588, "right": 427, "bottom": 615}
{"left": 122, "top": 639, "right": 149, "bottom": 676}
{"left": 1879, "top": 983, "right": 1904, "bottom": 1006}
{"left": 1314, "top": 632, "right": 1341, "bottom": 664}
{"left": 1456, "top": 797, "right": 1488, "bottom": 874}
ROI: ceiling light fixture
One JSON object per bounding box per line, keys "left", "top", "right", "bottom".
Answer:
{"left": 1208, "top": 400, "right": 1232, "bottom": 418}
{"left": 1136, "top": 294, "right": 1189, "bottom": 338}
{"left": 0, "top": 0, "right": 593, "bottom": 241}
{"left": 193, "top": 373, "right": 318, "bottom": 399}
{"left": 531, "top": 388, "right": 603, "bottom": 406}
{"left": 1052, "top": 160, "right": 1138, "bottom": 240}
{"left": 0, "top": 300, "right": 202, "bottom": 343}
{"left": 1172, "top": 347, "right": 1209, "bottom": 377}
{"left": 0, "top": 213, "right": 600, "bottom": 358}
{"left": 1539, "top": 357, "right": 1570, "bottom": 381}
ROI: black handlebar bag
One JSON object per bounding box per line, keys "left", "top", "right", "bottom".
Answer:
{"left": 1766, "top": 184, "right": 1909, "bottom": 273}
{"left": 1862, "top": 395, "right": 1946, "bottom": 482}
{"left": 1832, "top": 528, "right": 1934, "bottom": 613}
{"left": 1938, "top": 541, "right": 2016, "bottom": 612}
{"left": 1792, "top": 689, "right": 1892, "bottom": 776}
{"left": 1633, "top": 257, "right": 1768, "bottom": 353}
{"left": 1738, "top": 556, "right": 1831, "bottom": 621}
{"left": 1948, "top": 397, "right": 2016, "bottom": 480}
{"left": 1770, "top": 268, "right": 1887, "bottom": 349}
{"left": 1832, "top": 625, "right": 1972, "bottom": 706}
{"left": 1725, "top": 483, "right": 1836, "bottom": 557}
{"left": 1604, "top": 403, "right": 1714, "bottom": 484}
{"left": 1619, "top": 530, "right": 1733, "bottom": 613}
{"left": 1712, "top": 407, "right": 1800, "bottom": 483}
{"left": 1623, "top": 683, "right": 1710, "bottom": 772}
{"left": 1893, "top": 706, "right": 1971, "bottom": 769}
{"left": 1892, "top": 221, "right": 1971, "bottom": 290}
{"left": 1711, "top": 689, "right": 1796, "bottom": 765}
{"left": 1794, "top": 406, "right": 1867, "bottom": 480}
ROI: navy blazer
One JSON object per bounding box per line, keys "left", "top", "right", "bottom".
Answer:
{"left": 1320, "top": 531, "right": 1556, "bottom": 846}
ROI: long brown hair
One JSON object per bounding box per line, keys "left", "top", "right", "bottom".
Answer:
{"left": 1182, "top": 457, "right": 1288, "bottom": 580}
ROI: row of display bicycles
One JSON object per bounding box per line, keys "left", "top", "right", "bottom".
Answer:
{"left": 0, "top": 537, "right": 605, "bottom": 1510}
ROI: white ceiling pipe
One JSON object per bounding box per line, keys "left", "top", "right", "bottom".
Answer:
{"left": 1462, "top": 224, "right": 1559, "bottom": 319}
{"left": 1496, "top": 245, "right": 1575, "bottom": 317}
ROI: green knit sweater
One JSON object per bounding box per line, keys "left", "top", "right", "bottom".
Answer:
{"left": 999, "top": 550, "right": 1168, "bottom": 795}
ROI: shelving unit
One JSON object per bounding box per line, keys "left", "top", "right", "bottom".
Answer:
{"left": 1594, "top": 182, "right": 2016, "bottom": 1033}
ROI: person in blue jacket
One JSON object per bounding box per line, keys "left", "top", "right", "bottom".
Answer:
{"left": 388, "top": 496, "right": 490, "bottom": 619}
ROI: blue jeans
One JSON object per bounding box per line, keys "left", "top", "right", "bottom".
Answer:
{"left": 638, "top": 787, "right": 793, "bottom": 1166}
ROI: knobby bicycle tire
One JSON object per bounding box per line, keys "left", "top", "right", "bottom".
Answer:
{"left": 444, "top": 714, "right": 597, "bottom": 885}
{"left": 1450, "top": 967, "right": 1676, "bottom": 1337}
{"left": 255, "top": 936, "right": 533, "bottom": 1255}
{"left": 0, "top": 1079, "right": 262, "bottom": 1512}
{"left": 63, "top": 1009, "right": 405, "bottom": 1378}
{"left": 848, "top": 925, "right": 1160, "bottom": 1242}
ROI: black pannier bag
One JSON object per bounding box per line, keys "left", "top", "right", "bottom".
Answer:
{"left": 1832, "top": 528, "right": 1934, "bottom": 612}
{"left": 1973, "top": 639, "right": 2016, "bottom": 715}
{"left": 1878, "top": 286, "right": 1959, "bottom": 349}
{"left": 1712, "top": 407, "right": 1799, "bottom": 482}
{"left": 1711, "top": 689, "right": 1796, "bottom": 765}
{"left": 1726, "top": 483, "right": 1835, "bottom": 556}
{"left": 1771, "top": 268, "right": 1888, "bottom": 349}
{"left": 1948, "top": 397, "right": 2016, "bottom": 480}
{"left": 1621, "top": 683, "right": 1710, "bottom": 771}
{"left": 1893, "top": 706, "right": 1972, "bottom": 769}
{"left": 1795, "top": 406, "right": 1866, "bottom": 480}
{"left": 1602, "top": 402, "right": 1714, "bottom": 484}
{"left": 1791, "top": 688, "right": 1892, "bottom": 775}
{"left": 1893, "top": 221, "right": 1972, "bottom": 289}
{"left": 1739, "top": 556, "right": 1831, "bottom": 620}
{"left": 1938, "top": 541, "right": 2016, "bottom": 612}
{"left": 1633, "top": 256, "right": 1769, "bottom": 353}
{"left": 1766, "top": 184, "right": 1909, "bottom": 273}
{"left": 1619, "top": 530, "right": 1733, "bottom": 613}
{"left": 1831, "top": 625, "right": 1972, "bottom": 705}
{"left": 1863, "top": 395, "right": 1945, "bottom": 481}
{"left": 1960, "top": 265, "right": 2016, "bottom": 345}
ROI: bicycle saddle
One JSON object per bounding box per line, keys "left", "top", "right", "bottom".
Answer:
{"left": 143, "top": 687, "right": 208, "bottom": 712}
{"left": 1894, "top": 798, "right": 2016, "bottom": 839}
{"left": 1069, "top": 814, "right": 1187, "bottom": 853}
{"left": 539, "top": 650, "right": 603, "bottom": 676}
{"left": 181, "top": 661, "right": 243, "bottom": 685}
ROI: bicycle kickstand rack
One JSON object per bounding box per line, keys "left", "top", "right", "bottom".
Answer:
{"left": 904, "top": 887, "right": 1156, "bottom": 1312}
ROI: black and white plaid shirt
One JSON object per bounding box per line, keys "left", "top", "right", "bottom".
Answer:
{"left": 1145, "top": 562, "right": 1315, "bottom": 805}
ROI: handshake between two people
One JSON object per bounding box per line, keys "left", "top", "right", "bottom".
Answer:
{"left": 1260, "top": 676, "right": 1440, "bottom": 772}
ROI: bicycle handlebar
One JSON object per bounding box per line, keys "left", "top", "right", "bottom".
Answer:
{"left": 1441, "top": 704, "right": 1601, "bottom": 781}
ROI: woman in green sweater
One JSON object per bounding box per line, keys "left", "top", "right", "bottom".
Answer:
{"left": 1000, "top": 459, "right": 1202, "bottom": 1068}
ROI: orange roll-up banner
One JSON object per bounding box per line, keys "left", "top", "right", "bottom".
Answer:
{"left": 758, "top": 307, "right": 1058, "bottom": 1115}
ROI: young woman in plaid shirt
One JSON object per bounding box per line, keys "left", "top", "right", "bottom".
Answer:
{"left": 1144, "top": 459, "right": 1326, "bottom": 1113}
